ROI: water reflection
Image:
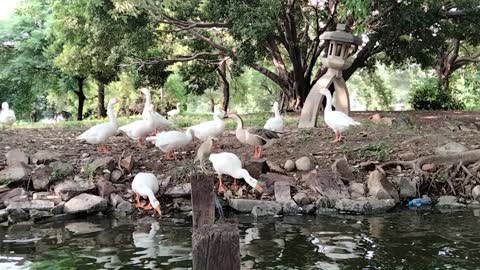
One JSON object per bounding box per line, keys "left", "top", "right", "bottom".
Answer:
{"left": 0, "top": 210, "right": 479, "bottom": 269}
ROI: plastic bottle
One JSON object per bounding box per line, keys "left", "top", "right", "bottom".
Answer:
{"left": 408, "top": 197, "right": 432, "bottom": 207}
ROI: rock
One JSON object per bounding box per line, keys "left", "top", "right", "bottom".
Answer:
{"left": 8, "top": 209, "right": 29, "bottom": 223}
{"left": 244, "top": 159, "right": 269, "bottom": 179}
{"left": 0, "top": 209, "right": 8, "bottom": 222}
{"left": 65, "top": 222, "right": 104, "bottom": 235}
{"left": 31, "top": 165, "right": 53, "bottom": 190}
{"left": 421, "top": 163, "right": 436, "bottom": 172}
{"left": 435, "top": 142, "right": 468, "bottom": 155}
{"left": 472, "top": 185, "right": 480, "bottom": 201}
{"left": 0, "top": 188, "right": 27, "bottom": 204}
{"left": 32, "top": 192, "right": 62, "bottom": 205}
{"left": 97, "top": 180, "right": 116, "bottom": 198}
{"left": 31, "top": 150, "right": 62, "bottom": 165}
{"left": 84, "top": 157, "right": 116, "bottom": 176}
{"left": 348, "top": 182, "right": 365, "bottom": 197}
{"left": 295, "top": 156, "right": 313, "bottom": 171}
{"left": 111, "top": 170, "right": 123, "bottom": 182}
{"left": 398, "top": 177, "right": 417, "bottom": 198}
{"left": 109, "top": 193, "right": 125, "bottom": 207}
{"left": 259, "top": 173, "right": 294, "bottom": 189}
{"left": 358, "top": 161, "right": 377, "bottom": 171}
{"left": 53, "top": 178, "right": 96, "bottom": 201}
{"left": 116, "top": 201, "right": 135, "bottom": 214}
{"left": 64, "top": 193, "right": 108, "bottom": 214}
{"left": 302, "top": 204, "right": 316, "bottom": 215}
{"left": 436, "top": 196, "right": 466, "bottom": 209}
{"left": 367, "top": 170, "right": 399, "bottom": 202}
{"left": 332, "top": 157, "right": 354, "bottom": 182}
{"left": 120, "top": 155, "right": 134, "bottom": 172}
{"left": 335, "top": 197, "right": 396, "bottom": 214}
{"left": 284, "top": 160, "right": 295, "bottom": 172}
{"left": 398, "top": 151, "right": 415, "bottom": 160}
{"left": 5, "top": 149, "right": 28, "bottom": 166}
{"left": 229, "top": 199, "right": 281, "bottom": 213}
{"left": 266, "top": 161, "right": 285, "bottom": 174}
{"left": 6, "top": 200, "right": 55, "bottom": 212}
{"left": 3, "top": 195, "right": 29, "bottom": 207}
{"left": 173, "top": 198, "right": 192, "bottom": 212}
{"left": 30, "top": 210, "right": 53, "bottom": 221}
{"left": 274, "top": 181, "right": 291, "bottom": 203}
{"left": 251, "top": 202, "right": 282, "bottom": 217}
{"left": 50, "top": 161, "right": 74, "bottom": 180}
{"left": 304, "top": 169, "right": 349, "bottom": 204}
{"left": 282, "top": 200, "right": 300, "bottom": 215}
{"left": 165, "top": 183, "right": 192, "bottom": 198}
{"left": 315, "top": 196, "right": 335, "bottom": 209}
{"left": 0, "top": 163, "right": 32, "bottom": 186}
{"left": 293, "top": 192, "right": 313, "bottom": 207}
{"left": 51, "top": 202, "right": 65, "bottom": 215}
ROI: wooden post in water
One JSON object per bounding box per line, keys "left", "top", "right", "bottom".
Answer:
{"left": 190, "top": 174, "right": 241, "bottom": 270}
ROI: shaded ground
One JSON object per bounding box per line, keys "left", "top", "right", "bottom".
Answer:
{"left": 1, "top": 111, "right": 480, "bottom": 198}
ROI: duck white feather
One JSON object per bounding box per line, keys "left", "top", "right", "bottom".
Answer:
{"left": 209, "top": 152, "right": 262, "bottom": 192}
{"left": 264, "top": 101, "right": 284, "bottom": 132}
{"left": 77, "top": 98, "right": 118, "bottom": 150}
{"left": 146, "top": 128, "right": 194, "bottom": 159}
{"left": 322, "top": 89, "right": 360, "bottom": 142}
{"left": 189, "top": 107, "right": 225, "bottom": 141}
{"left": 119, "top": 104, "right": 155, "bottom": 141}
{"left": 131, "top": 172, "right": 161, "bottom": 216}
{"left": 140, "top": 88, "right": 171, "bottom": 131}
{"left": 0, "top": 102, "right": 16, "bottom": 126}
{"left": 167, "top": 103, "right": 180, "bottom": 117}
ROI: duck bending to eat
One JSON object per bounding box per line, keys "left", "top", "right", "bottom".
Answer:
{"left": 76, "top": 97, "right": 118, "bottom": 153}
{"left": 321, "top": 88, "right": 360, "bottom": 143}
{"left": 131, "top": 172, "right": 162, "bottom": 217}
{"left": 140, "top": 88, "right": 171, "bottom": 134}
{"left": 119, "top": 104, "right": 155, "bottom": 147}
{"left": 264, "top": 101, "right": 284, "bottom": 132}
{"left": 0, "top": 102, "right": 16, "bottom": 127}
{"left": 198, "top": 139, "right": 263, "bottom": 193}
{"left": 146, "top": 128, "right": 194, "bottom": 160}
{"left": 228, "top": 112, "right": 280, "bottom": 158}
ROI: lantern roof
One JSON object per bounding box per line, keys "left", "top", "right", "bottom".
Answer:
{"left": 320, "top": 24, "right": 362, "bottom": 45}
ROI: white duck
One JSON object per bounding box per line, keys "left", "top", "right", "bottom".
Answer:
{"left": 322, "top": 88, "right": 360, "bottom": 143}
{"left": 264, "top": 101, "right": 284, "bottom": 132}
{"left": 209, "top": 151, "right": 264, "bottom": 193}
{"left": 131, "top": 172, "right": 162, "bottom": 217}
{"left": 77, "top": 97, "right": 118, "bottom": 153}
{"left": 228, "top": 112, "right": 280, "bottom": 158}
{"left": 167, "top": 103, "right": 180, "bottom": 117}
{"left": 119, "top": 104, "right": 155, "bottom": 147}
{"left": 146, "top": 128, "right": 194, "bottom": 160}
{"left": 0, "top": 102, "right": 16, "bottom": 127}
{"left": 140, "top": 88, "right": 171, "bottom": 133}
{"left": 189, "top": 107, "right": 225, "bottom": 142}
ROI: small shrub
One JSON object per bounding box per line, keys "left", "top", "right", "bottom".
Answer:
{"left": 410, "top": 78, "right": 464, "bottom": 110}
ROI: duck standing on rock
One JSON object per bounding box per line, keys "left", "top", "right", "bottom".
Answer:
{"left": 140, "top": 88, "right": 171, "bottom": 134}
{"left": 264, "top": 101, "right": 284, "bottom": 132}
{"left": 76, "top": 97, "right": 119, "bottom": 153}
{"left": 131, "top": 172, "right": 162, "bottom": 217}
{"left": 321, "top": 88, "right": 360, "bottom": 143}
{"left": 228, "top": 112, "right": 280, "bottom": 158}
{"left": 119, "top": 104, "right": 155, "bottom": 148}
{"left": 146, "top": 128, "right": 194, "bottom": 160}
{"left": 0, "top": 102, "right": 16, "bottom": 127}
{"left": 197, "top": 137, "right": 263, "bottom": 193}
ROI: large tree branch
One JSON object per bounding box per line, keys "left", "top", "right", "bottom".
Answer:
{"left": 156, "top": 14, "right": 230, "bottom": 29}
{"left": 450, "top": 52, "right": 480, "bottom": 72}
{"left": 446, "top": 39, "right": 460, "bottom": 71}
{"left": 250, "top": 63, "right": 288, "bottom": 89}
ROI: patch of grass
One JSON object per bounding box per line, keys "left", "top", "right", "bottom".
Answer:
{"left": 83, "top": 161, "right": 97, "bottom": 179}
{"left": 358, "top": 141, "right": 392, "bottom": 162}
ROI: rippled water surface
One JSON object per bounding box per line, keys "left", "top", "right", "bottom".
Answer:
{"left": 1, "top": 209, "right": 480, "bottom": 269}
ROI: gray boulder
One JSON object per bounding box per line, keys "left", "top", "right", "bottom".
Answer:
{"left": 251, "top": 202, "right": 282, "bottom": 217}
{"left": 64, "top": 193, "right": 108, "bottom": 214}
{"left": 367, "top": 170, "right": 399, "bottom": 202}
{"left": 348, "top": 182, "right": 365, "bottom": 198}
{"left": 32, "top": 150, "right": 62, "bottom": 165}
{"left": 436, "top": 196, "right": 466, "bottom": 209}
{"left": 6, "top": 200, "right": 55, "bottom": 212}
{"left": 282, "top": 200, "right": 300, "bottom": 215}
{"left": 229, "top": 199, "right": 281, "bottom": 213}
{"left": 50, "top": 161, "right": 74, "bottom": 179}
{"left": 274, "top": 181, "right": 291, "bottom": 203}
{"left": 284, "top": 160, "right": 295, "bottom": 172}
{"left": 295, "top": 156, "right": 313, "bottom": 171}
{"left": 398, "top": 177, "right": 417, "bottom": 198}
{"left": 302, "top": 204, "right": 316, "bottom": 215}
{"left": 30, "top": 209, "right": 53, "bottom": 222}
{"left": 0, "top": 209, "right": 8, "bottom": 222}
{"left": 8, "top": 209, "right": 29, "bottom": 223}
{"left": 165, "top": 183, "right": 191, "bottom": 198}
{"left": 5, "top": 149, "right": 28, "bottom": 166}
{"left": 472, "top": 185, "right": 480, "bottom": 201}
{"left": 0, "top": 163, "right": 32, "bottom": 186}
{"left": 293, "top": 192, "right": 313, "bottom": 207}
{"left": 435, "top": 142, "right": 467, "bottom": 155}
{"left": 335, "top": 197, "right": 396, "bottom": 214}
{"left": 332, "top": 157, "right": 354, "bottom": 182}
{"left": 32, "top": 165, "right": 53, "bottom": 190}
{"left": 53, "top": 177, "right": 96, "bottom": 201}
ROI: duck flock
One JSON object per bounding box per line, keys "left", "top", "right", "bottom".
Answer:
{"left": 1, "top": 88, "right": 361, "bottom": 218}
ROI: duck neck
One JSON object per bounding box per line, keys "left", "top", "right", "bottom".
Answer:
{"left": 274, "top": 105, "right": 281, "bottom": 118}
{"left": 238, "top": 169, "right": 258, "bottom": 189}
{"left": 145, "top": 189, "right": 159, "bottom": 208}
{"left": 324, "top": 90, "right": 333, "bottom": 112}
{"left": 234, "top": 115, "right": 244, "bottom": 130}
{"left": 107, "top": 104, "right": 118, "bottom": 126}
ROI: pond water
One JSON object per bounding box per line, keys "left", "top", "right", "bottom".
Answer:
{"left": 1, "top": 209, "right": 480, "bottom": 270}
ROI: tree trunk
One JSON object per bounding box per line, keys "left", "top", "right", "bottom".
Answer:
{"left": 210, "top": 98, "right": 215, "bottom": 112}
{"left": 75, "top": 77, "right": 86, "bottom": 121}
{"left": 218, "top": 58, "right": 230, "bottom": 112}
{"left": 97, "top": 81, "right": 107, "bottom": 118}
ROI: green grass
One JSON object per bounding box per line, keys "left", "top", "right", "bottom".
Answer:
{"left": 10, "top": 112, "right": 299, "bottom": 131}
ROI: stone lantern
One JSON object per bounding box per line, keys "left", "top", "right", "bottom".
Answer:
{"left": 298, "top": 23, "right": 362, "bottom": 128}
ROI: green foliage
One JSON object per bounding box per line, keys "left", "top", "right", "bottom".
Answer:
{"left": 359, "top": 141, "right": 392, "bottom": 162}
{"left": 410, "top": 77, "right": 464, "bottom": 110}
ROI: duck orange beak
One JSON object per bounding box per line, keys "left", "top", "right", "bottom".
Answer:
{"left": 255, "top": 183, "right": 263, "bottom": 193}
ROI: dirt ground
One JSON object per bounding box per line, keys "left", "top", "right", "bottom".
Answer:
{"left": 1, "top": 111, "right": 480, "bottom": 194}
